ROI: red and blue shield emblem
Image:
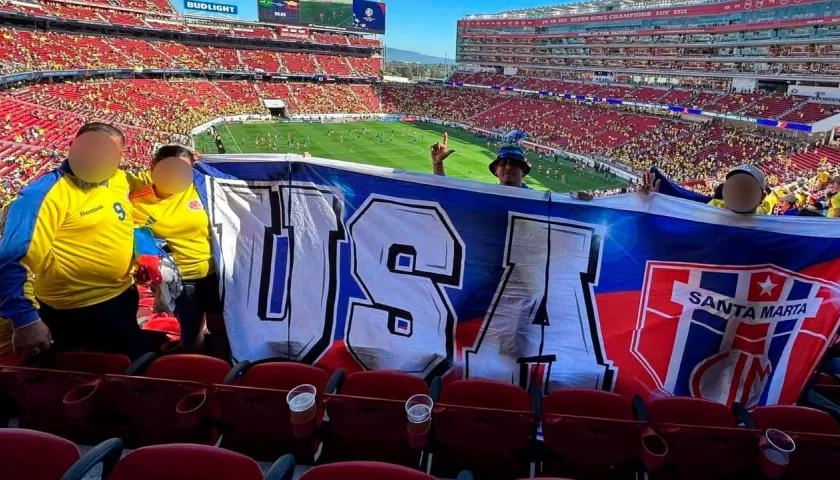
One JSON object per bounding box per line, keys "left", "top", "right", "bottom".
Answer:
{"left": 632, "top": 262, "right": 840, "bottom": 408}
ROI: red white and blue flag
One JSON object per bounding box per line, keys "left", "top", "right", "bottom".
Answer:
{"left": 194, "top": 154, "right": 840, "bottom": 407}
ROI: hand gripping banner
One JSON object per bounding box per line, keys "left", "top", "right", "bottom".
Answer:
{"left": 193, "top": 154, "right": 840, "bottom": 407}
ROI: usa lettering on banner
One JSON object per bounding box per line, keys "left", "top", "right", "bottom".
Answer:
{"left": 197, "top": 155, "right": 840, "bottom": 406}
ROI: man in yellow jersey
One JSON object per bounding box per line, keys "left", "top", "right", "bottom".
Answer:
{"left": 642, "top": 164, "right": 769, "bottom": 215}
{"left": 829, "top": 176, "right": 840, "bottom": 218}
{"left": 130, "top": 145, "right": 223, "bottom": 352}
{"left": 0, "top": 123, "right": 152, "bottom": 359}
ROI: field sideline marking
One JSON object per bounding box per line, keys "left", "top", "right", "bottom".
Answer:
{"left": 223, "top": 123, "right": 243, "bottom": 154}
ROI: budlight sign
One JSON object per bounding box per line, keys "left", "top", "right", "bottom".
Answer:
{"left": 184, "top": 0, "right": 238, "bottom": 14}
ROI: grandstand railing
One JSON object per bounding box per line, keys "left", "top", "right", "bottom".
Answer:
{"left": 0, "top": 68, "right": 380, "bottom": 88}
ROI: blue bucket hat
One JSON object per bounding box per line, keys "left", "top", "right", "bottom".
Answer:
{"left": 489, "top": 145, "right": 532, "bottom": 177}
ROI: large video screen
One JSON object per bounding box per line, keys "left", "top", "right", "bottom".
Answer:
{"left": 258, "top": 0, "right": 385, "bottom": 33}
{"left": 351, "top": 0, "right": 385, "bottom": 33}
{"left": 257, "top": 0, "right": 299, "bottom": 25}
{"left": 300, "top": 0, "right": 353, "bottom": 28}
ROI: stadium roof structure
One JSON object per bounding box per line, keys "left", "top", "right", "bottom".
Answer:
{"left": 463, "top": 0, "right": 726, "bottom": 20}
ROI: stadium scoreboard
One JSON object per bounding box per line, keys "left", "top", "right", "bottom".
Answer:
{"left": 257, "top": 0, "right": 385, "bottom": 33}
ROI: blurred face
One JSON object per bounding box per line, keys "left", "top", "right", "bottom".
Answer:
{"left": 152, "top": 155, "right": 193, "bottom": 195}
{"left": 67, "top": 131, "right": 122, "bottom": 183}
{"left": 722, "top": 173, "right": 763, "bottom": 214}
{"left": 495, "top": 158, "right": 524, "bottom": 187}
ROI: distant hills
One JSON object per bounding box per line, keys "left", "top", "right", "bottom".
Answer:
{"left": 386, "top": 47, "right": 451, "bottom": 64}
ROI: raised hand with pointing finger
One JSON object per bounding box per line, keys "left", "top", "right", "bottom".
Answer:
{"left": 430, "top": 132, "right": 455, "bottom": 176}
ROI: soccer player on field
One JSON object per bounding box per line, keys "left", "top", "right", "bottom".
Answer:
{"left": 0, "top": 123, "right": 155, "bottom": 359}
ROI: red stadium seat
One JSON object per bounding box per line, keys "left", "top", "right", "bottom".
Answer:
{"left": 0, "top": 352, "right": 135, "bottom": 444}
{"left": 541, "top": 389, "right": 642, "bottom": 479}
{"left": 430, "top": 379, "right": 535, "bottom": 479}
{"left": 321, "top": 370, "right": 431, "bottom": 467}
{"left": 45, "top": 351, "right": 132, "bottom": 375}
{"left": 0, "top": 428, "right": 122, "bottom": 480}
{"left": 646, "top": 397, "right": 755, "bottom": 479}
{"left": 107, "top": 444, "right": 264, "bottom": 480}
{"left": 104, "top": 354, "right": 230, "bottom": 448}
{"left": 750, "top": 405, "right": 840, "bottom": 435}
{"left": 647, "top": 397, "right": 738, "bottom": 427}
{"left": 300, "top": 461, "right": 472, "bottom": 480}
{"left": 215, "top": 360, "right": 332, "bottom": 463}
{"left": 749, "top": 405, "right": 840, "bottom": 479}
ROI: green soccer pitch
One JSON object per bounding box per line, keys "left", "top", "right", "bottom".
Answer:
{"left": 193, "top": 121, "right": 628, "bottom": 193}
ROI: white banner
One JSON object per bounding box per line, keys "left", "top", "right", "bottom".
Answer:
{"left": 787, "top": 85, "right": 840, "bottom": 102}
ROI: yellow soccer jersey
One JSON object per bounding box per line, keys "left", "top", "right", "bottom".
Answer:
{"left": 708, "top": 198, "right": 770, "bottom": 215}
{"left": 0, "top": 162, "right": 137, "bottom": 327}
{"left": 130, "top": 183, "right": 213, "bottom": 281}
{"left": 829, "top": 194, "right": 840, "bottom": 218}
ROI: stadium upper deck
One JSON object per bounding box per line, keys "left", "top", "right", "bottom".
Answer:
{"left": 456, "top": 0, "right": 840, "bottom": 84}
{"left": 0, "top": 0, "right": 383, "bottom": 50}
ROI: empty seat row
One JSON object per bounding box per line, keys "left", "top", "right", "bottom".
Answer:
{"left": 0, "top": 429, "right": 475, "bottom": 480}
{"left": 3, "top": 351, "right": 840, "bottom": 479}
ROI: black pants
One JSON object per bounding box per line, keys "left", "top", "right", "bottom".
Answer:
{"left": 174, "top": 273, "right": 222, "bottom": 349}
{"left": 39, "top": 285, "right": 151, "bottom": 361}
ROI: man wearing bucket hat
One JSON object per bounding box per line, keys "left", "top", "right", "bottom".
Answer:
{"left": 431, "top": 132, "right": 532, "bottom": 189}
{"left": 641, "top": 164, "right": 769, "bottom": 214}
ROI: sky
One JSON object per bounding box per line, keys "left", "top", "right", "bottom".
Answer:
{"left": 172, "top": 0, "right": 568, "bottom": 59}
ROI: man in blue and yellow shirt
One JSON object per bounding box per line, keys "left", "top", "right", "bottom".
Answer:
{"left": 0, "top": 123, "right": 152, "bottom": 360}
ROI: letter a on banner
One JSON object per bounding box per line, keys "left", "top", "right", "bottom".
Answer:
{"left": 465, "top": 214, "right": 613, "bottom": 393}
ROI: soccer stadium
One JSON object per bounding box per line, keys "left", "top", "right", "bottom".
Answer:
{"left": 2, "top": 0, "right": 840, "bottom": 478}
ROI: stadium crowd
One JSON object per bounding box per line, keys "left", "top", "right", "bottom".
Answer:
{"left": 0, "top": 27, "right": 382, "bottom": 77}
{"left": 2, "top": 78, "right": 840, "bottom": 210}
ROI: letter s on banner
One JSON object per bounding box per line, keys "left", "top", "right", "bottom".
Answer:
{"left": 346, "top": 195, "right": 464, "bottom": 380}
{"left": 465, "top": 214, "right": 613, "bottom": 393}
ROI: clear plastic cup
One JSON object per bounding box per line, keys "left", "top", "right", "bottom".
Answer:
{"left": 758, "top": 428, "right": 796, "bottom": 479}
{"left": 287, "top": 384, "right": 317, "bottom": 437}
{"left": 765, "top": 429, "right": 796, "bottom": 454}
{"left": 405, "top": 394, "right": 433, "bottom": 433}
{"left": 405, "top": 394, "right": 433, "bottom": 449}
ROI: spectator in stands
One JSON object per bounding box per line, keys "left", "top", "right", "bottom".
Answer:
{"left": 779, "top": 193, "right": 800, "bottom": 216}
{"left": 828, "top": 176, "right": 840, "bottom": 218}
{"left": 643, "top": 164, "right": 769, "bottom": 214}
{"left": 0, "top": 123, "right": 153, "bottom": 359}
{"left": 431, "top": 133, "right": 531, "bottom": 189}
{"left": 130, "top": 145, "right": 228, "bottom": 356}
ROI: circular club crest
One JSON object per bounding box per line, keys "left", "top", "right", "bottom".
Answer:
{"left": 188, "top": 200, "right": 203, "bottom": 211}
{"left": 365, "top": 7, "right": 373, "bottom": 17}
